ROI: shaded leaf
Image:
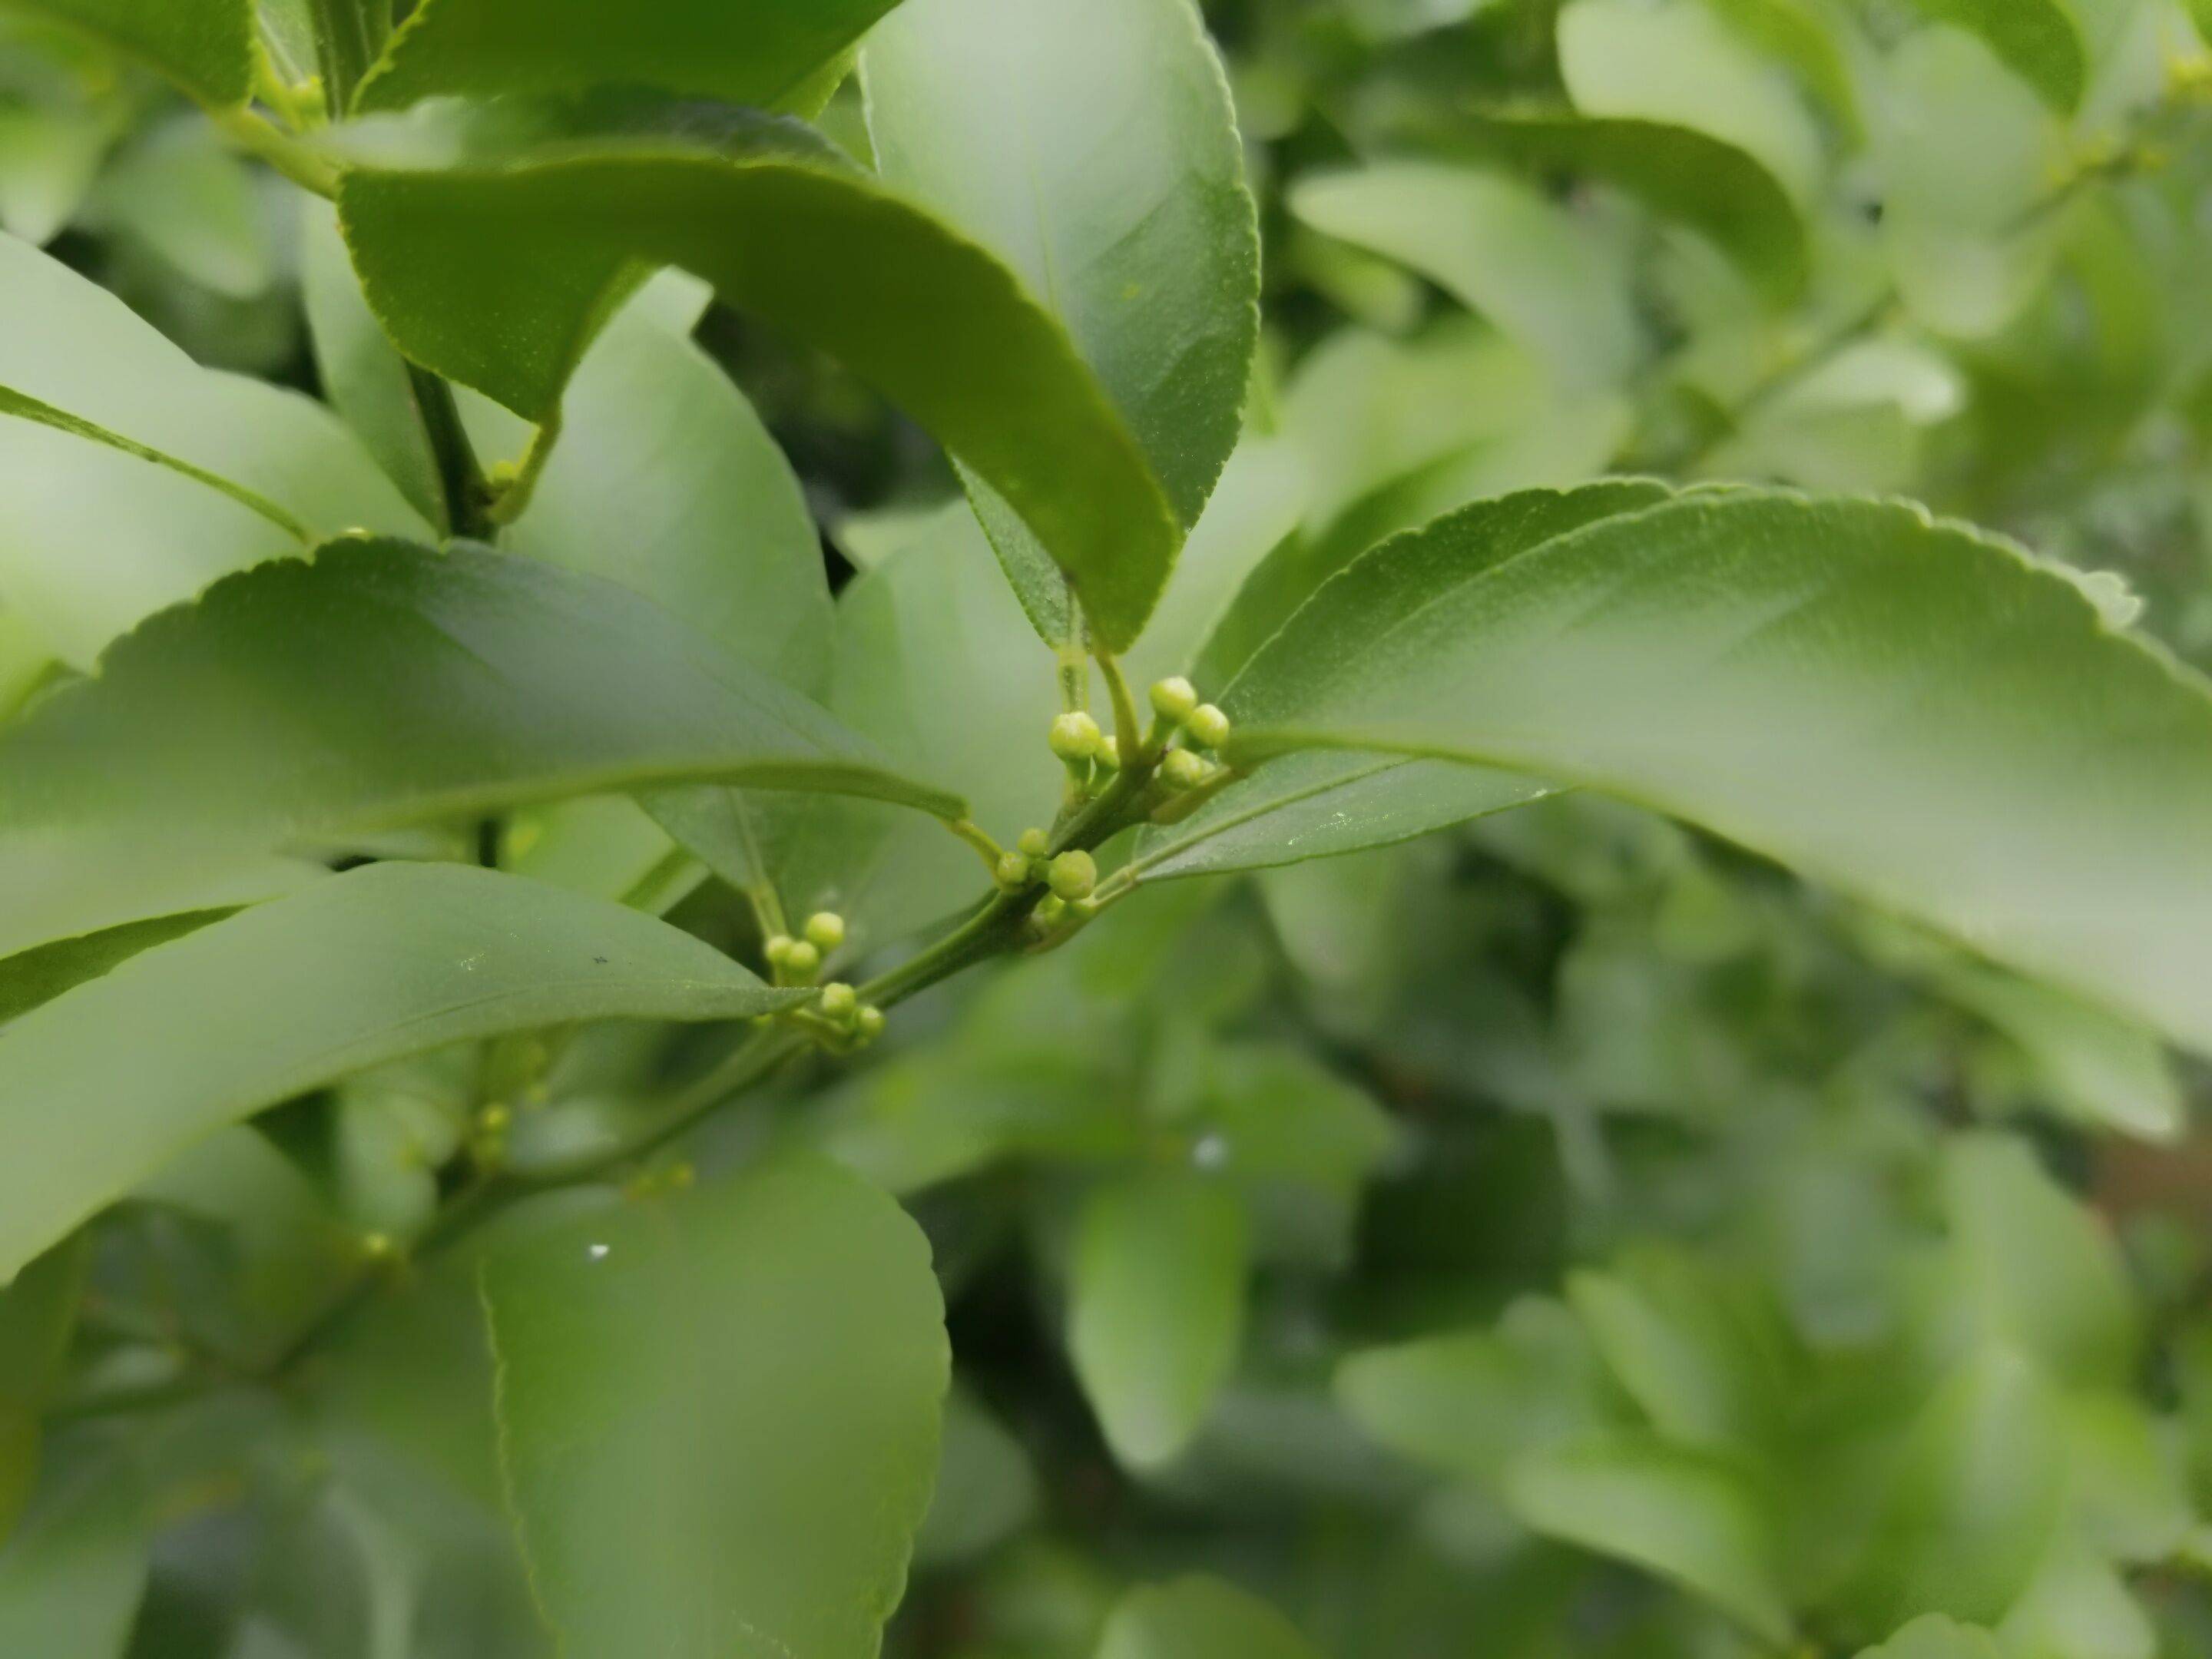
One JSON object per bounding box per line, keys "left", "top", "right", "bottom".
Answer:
{"left": 1896, "top": 0, "right": 2086, "bottom": 113}
{"left": 1096, "top": 1576, "right": 1326, "bottom": 1659}
{"left": 0, "top": 0, "right": 249, "bottom": 104}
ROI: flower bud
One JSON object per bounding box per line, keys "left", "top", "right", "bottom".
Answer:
{"left": 1049, "top": 710, "right": 1104, "bottom": 761}
{"left": 1048, "top": 849, "right": 1098, "bottom": 901}
{"left": 995, "top": 852, "right": 1032, "bottom": 892}
{"left": 1160, "top": 749, "right": 1210, "bottom": 792}
{"left": 781, "top": 939, "right": 821, "bottom": 981}
{"left": 1186, "top": 704, "right": 1231, "bottom": 750}
{"left": 763, "top": 933, "right": 796, "bottom": 965}
{"left": 855, "top": 1006, "right": 886, "bottom": 1041}
{"left": 1150, "top": 676, "right": 1199, "bottom": 723}
{"left": 1018, "top": 827, "right": 1051, "bottom": 859}
{"left": 819, "top": 982, "right": 858, "bottom": 1022}
{"left": 803, "top": 911, "right": 846, "bottom": 952}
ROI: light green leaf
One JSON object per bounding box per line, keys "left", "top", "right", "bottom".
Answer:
{"left": 1895, "top": 0, "right": 2087, "bottom": 112}
{"left": 1096, "top": 1576, "right": 1326, "bottom": 1659}
{"left": 1336, "top": 1297, "right": 1620, "bottom": 1485}
{"left": 1291, "top": 163, "right": 1640, "bottom": 392}
{"left": 0, "top": 1236, "right": 84, "bottom": 1536}
{"left": 0, "top": 104, "right": 110, "bottom": 245}
{"left": 0, "top": 906, "right": 237, "bottom": 1025}
{"left": 1440, "top": 111, "right": 1807, "bottom": 304}
{"left": 89, "top": 117, "right": 271, "bottom": 298}
{"left": 1505, "top": 1432, "right": 1793, "bottom": 1644}
{"left": 0, "top": 538, "right": 960, "bottom": 962}
{"left": 0, "top": 0, "right": 250, "bottom": 104}
{"left": 1944, "top": 1134, "right": 2139, "bottom": 1389}
{"left": 1996, "top": 1531, "right": 2156, "bottom": 1659}
{"left": 356, "top": 0, "right": 899, "bottom": 115}
{"left": 863, "top": 0, "right": 1260, "bottom": 641}
{"left": 1946, "top": 965, "right": 2182, "bottom": 1141}
{"left": 1558, "top": 0, "right": 1825, "bottom": 204}
{"left": 1220, "top": 490, "right": 2212, "bottom": 1059}
{"left": 916, "top": 1385, "right": 1039, "bottom": 1569}
{"left": 335, "top": 97, "right": 1178, "bottom": 651}
{"left": 0, "top": 862, "right": 805, "bottom": 1280}
{"left": 0, "top": 230, "right": 425, "bottom": 667}
{"left": 1843, "top": 1348, "right": 2068, "bottom": 1631}
{"left": 482, "top": 1155, "right": 948, "bottom": 1659}
{"left": 1069, "top": 1171, "right": 1248, "bottom": 1470}
{"left": 1703, "top": 0, "right": 1860, "bottom": 133}
{"left": 1856, "top": 1616, "right": 2005, "bottom": 1659}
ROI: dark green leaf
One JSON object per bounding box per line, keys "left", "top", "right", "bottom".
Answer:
{"left": 0, "top": 862, "right": 804, "bottom": 1280}
{"left": 1069, "top": 1171, "right": 1248, "bottom": 1470}
{"left": 863, "top": 0, "right": 1260, "bottom": 640}
{"left": 1096, "top": 1576, "right": 1326, "bottom": 1659}
{"left": 356, "top": 0, "right": 899, "bottom": 115}
{"left": 482, "top": 1155, "right": 948, "bottom": 1659}
{"left": 0, "top": 537, "right": 960, "bottom": 962}
{"left": 1222, "top": 491, "right": 2212, "bottom": 1057}
{"left": 0, "top": 0, "right": 250, "bottom": 104}
{"left": 0, "top": 906, "right": 240, "bottom": 1024}
{"left": 0, "top": 1465, "right": 146, "bottom": 1655}
{"left": 335, "top": 98, "right": 1179, "bottom": 650}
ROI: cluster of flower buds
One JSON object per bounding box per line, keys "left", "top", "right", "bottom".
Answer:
{"left": 1147, "top": 677, "right": 1231, "bottom": 804}
{"left": 808, "top": 980, "right": 886, "bottom": 1048}
{"left": 765, "top": 910, "right": 847, "bottom": 986}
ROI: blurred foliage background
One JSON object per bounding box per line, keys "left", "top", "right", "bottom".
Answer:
{"left": 10, "top": 0, "right": 2212, "bottom": 1655}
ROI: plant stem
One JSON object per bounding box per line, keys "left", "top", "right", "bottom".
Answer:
{"left": 410, "top": 368, "right": 496, "bottom": 541}
{"left": 211, "top": 108, "right": 339, "bottom": 197}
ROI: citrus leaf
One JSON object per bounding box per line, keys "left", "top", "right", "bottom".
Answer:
{"left": 356, "top": 0, "right": 899, "bottom": 116}
{"left": 0, "top": 537, "right": 962, "bottom": 963}
{"left": 482, "top": 1155, "right": 947, "bottom": 1659}
{"left": 1505, "top": 1432, "right": 1793, "bottom": 1644}
{"left": 0, "top": 0, "right": 250, "bottom": 105}
{"left": 334, "top": 98, "right": 1178, "bottom": 651}
{"left": 1096, "top": 1576, "right": 1327, "bottom": 1659}
{"left": 1856, "top": 1616, "right": 2005, "bottom": 1659}
{"left": 1440, "top": 110, "right": 1806, "bottom": 304}
{"left": 1896, "top": 0, "right": 2086, "bottom": 113}
{"left": 0, "top": 862, "right": 806, "bottom": 1282}
{"left": 863, "top": 0, "right": 1260, "bottom": 643}
{"left": 1069, "top": 1171, "right": 1247, "bottom": 1470}
{"left": 1221, "top": 490, "right": 2212, "bottom": 1058}
{"left": 0, "top": 230, "right": 425, "bottom": 667}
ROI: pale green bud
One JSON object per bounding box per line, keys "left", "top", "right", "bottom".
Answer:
{"left": 764, "top": 933, "right": 796, "bottom": 965}
{"left": 1161, "top": 749, "right": 1210, "bottom": 792}
{"left": 803, "top": 911, "right": 846, "bottom": 952}
{"left": 1048, "top": 849, "right": 1098, "bottom": 901}
{"left": 1187, "top": 704, "right": 1231, "bottom": 750}
{"left": 855, "top": 1006, "right": 886, "bottom": 1041}
{"left": 1049, "top": 710, "right": 1104, "bottom": 761}
{"left": 819, "top": 982, "right": 858, "bottom": 1022}
{"left": 995, "top": 852, "right": 1032, "bottom": 892}
{"left": 1018, "top": 826, "right": 1051, "bottom": 859}
{"left": 782, "top": 939, "right": 821, "bottom": 980}
{"left": 1150, "top": 676, "right": 1199, "bottom": 723}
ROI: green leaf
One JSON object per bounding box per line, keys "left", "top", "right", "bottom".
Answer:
{"left": 0, "top": 862, "right": 805, "bottom": 1280}
{"left": 0, "top": 1236, "right": 85, "bottom": 1536}
{"left": 1220, "top": 490, "right": 2212, "bottom": 1058}
{"left": 916, "top": 1385, "right": 1039, "bottom": 1569}
{"left": 1842, "top": 1348, "right": 2068, "bottom": 1632}
{"left": 1557, "top": 0, "right": 1825, "bottom": 204}
{"left": 1141, "top": 483, "right": 1660, "bottom": 879}
{"left": 863, "top": 0, "right": 1260, "bottom": 640}
{"left": 1945, "top": 965, "right": 2182, "bottom": 1141}
{"left": 1336, "top": 1297, "right": 1620, "bottom": 1485}
{"left": 482, "top": 1155, "right": 948, "bottom": 1659}
{"left": 356, "top": 0, "right": 899, "bottom": 115}
{"left": 1439, "top": 111, "right": 1807, "bottom": 305}
{"left": 1944, "top": 1134, "right": 2139, "bottom": 1390}
{"left": 1894, "top": 0, "right": 2086, "bottom": 113}
{"left": 0, "top": 906, "right": 239, "bottom": 1025}
{"left": 0, "top": 0, "right": 250, "bottom": 105}
{"left": 0, "top": 537, "right": 960, "bottom": 962}
{"left": 334, "top": 98, "right": 1179, "bottom": 651}
{"left": 1131, "top": 750, "right": 1549, "bottom": 882}
{"left": 1567, "top": 1247, "right": 1796, "bottom": 1456}
{"left": 0, "top": 103, "right": 110, "bottom": 245}
{"left": 1290, "top": 163, "right": 1640, "bottom": 392}
{"left": 1096, "top": 1577, "right": 1326, "bottom": 1659}
{"left": 1069, "top": 1171, "right": 1248, "bottom": 1470}
{"left": 1856, "top": 1616, "right": 2005, "bottom": 1659}
{"left": 0, "top": 1466, "right": 146, "bottom": 1656}
{"left": 1505, "top": 1432, "right": 1793, "bottom": 1644}
{"left": 0, "top": 230, "right": 425, "bottom": 667}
